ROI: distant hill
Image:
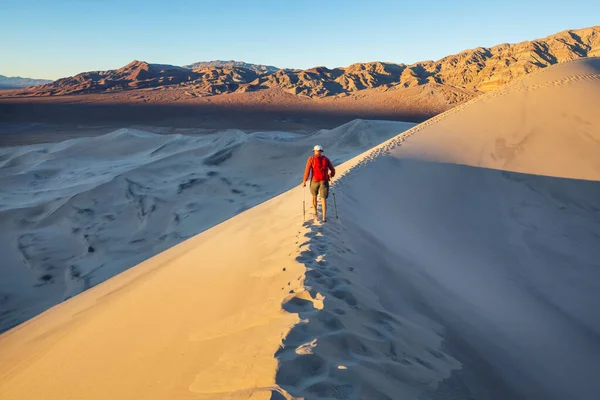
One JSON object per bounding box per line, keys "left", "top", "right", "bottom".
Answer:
{"left": 183, "top": 60, "right": 279, "bottom": 74}
{"left": 10, "top": 26, "right": 600, "bottom": 98}
{"left": 0, "top": 74, "right": 52, "bottom": 89}
{"left": 24, "top": 61, "right": 197, "bottom": 95}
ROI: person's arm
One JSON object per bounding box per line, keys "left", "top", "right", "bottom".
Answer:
{"left": 328, "top": 158, "right": 336, "bottom": 178}
{"left": 302, "top": 157, "right": 313, "bottom": 186}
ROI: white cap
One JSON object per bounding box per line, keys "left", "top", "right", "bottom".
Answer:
{"left": 313, "top": 145, "right": 323, "bottom": 152}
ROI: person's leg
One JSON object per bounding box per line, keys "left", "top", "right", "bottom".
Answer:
{"left": 309, "top": 181, "right": 319, "bottom": 217}
{"left": 321, "top": 181, "right": 329, "bottom": 221}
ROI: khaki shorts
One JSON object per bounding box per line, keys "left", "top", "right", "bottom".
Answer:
{"left": 310, "top": 180, "right": 329, "bottom": 199}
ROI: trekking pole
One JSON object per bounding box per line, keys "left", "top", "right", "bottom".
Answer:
{"left": 302, "top": 185, "right": 306, "bottom": 221}
{"left": 333, "top": 191, "right": 339, "bottom": 219}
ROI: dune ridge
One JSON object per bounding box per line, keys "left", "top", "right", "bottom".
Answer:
{"left": 333, "top": 58, "right": 600, "bottom": 183}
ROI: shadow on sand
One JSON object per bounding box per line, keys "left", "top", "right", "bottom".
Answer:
{"left": 273, "top": 158, "right": 600, "bottom": 400}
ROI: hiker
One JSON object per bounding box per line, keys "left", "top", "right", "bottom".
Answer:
{"left": 302, "top": 145, "right": 335, "bottom": 222}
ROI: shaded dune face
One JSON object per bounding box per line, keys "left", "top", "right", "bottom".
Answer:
{"left": 274, "top": 58, "right": 600, "bottom": 399}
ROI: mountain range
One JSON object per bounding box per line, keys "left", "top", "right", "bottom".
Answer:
{"left": 10, "top": 26, "right": 599, "bottom": 98}
{"left": 0, "top": 75, "right": 52, "bottom": 89}
{"left": 183, "top": 60, "right": 279, "bottom": 73}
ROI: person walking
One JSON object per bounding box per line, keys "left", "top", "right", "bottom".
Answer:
{"left": 302, "top": 145, "right": 335, "bottom": 222}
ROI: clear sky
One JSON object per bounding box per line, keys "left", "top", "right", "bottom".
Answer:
{"left": 1, "top": 0, "right": 598, "bottom": 80}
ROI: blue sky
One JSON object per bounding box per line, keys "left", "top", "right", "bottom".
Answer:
{"left": 1, "top": 0, "right": 598, "bottom": 80}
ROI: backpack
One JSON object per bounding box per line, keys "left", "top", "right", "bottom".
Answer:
{"left": 311, "top": 155, "right": 329, "bottom": 181}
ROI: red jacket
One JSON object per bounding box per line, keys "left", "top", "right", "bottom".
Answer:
{"left": 303, "top": 155, "right": 335, "bottom": 182}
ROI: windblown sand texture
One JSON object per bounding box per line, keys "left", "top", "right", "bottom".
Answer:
{"left": 0, "top": 120, "right": 414, "bottom": 333}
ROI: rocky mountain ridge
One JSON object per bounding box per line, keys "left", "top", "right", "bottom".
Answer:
{"left": 183, "top": 60, "right": 279, "bottom": 73}
{"left": 12, "top": 26, "right": 600, "bottom": 98}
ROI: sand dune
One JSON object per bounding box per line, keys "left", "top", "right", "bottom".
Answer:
{"left": 0, "top": 119, "right": 413, "bottom": 333}
{"left": 0, "top": 58, "right": 599, "bottom": 400}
